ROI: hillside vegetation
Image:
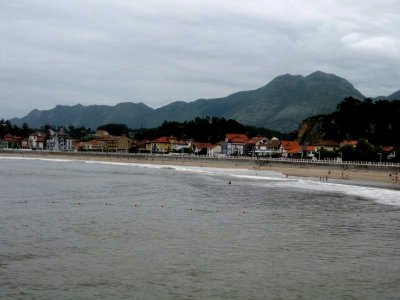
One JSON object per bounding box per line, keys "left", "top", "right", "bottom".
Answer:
{"left": 298, "top": 97, "right": 400, "bottom": 146}
{"left": 11, "top": 71, "right": 365, "bottom": 132}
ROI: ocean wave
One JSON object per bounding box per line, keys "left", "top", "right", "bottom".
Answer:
{"left": 3, "top": 155, "right": 399, "bottom": 206}
{"left": 279, "top": 179, "right": 400, "bottom": 207}
{"left": 0, "top": 156, "right": 72, "bottom": 163}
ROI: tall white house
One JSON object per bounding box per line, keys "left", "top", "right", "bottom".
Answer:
{"left": 46, "top": 129, "right": 72, "bottom": 151}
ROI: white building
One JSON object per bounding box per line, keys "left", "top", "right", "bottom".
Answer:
{"left": 46, "top": 129, "right": 72, "bottom": 151}
{"left": 28, "top": 132, "right": 47, "bottom": 150}
{"left": 222, "top": 133, "right": 249, "bottom": 156}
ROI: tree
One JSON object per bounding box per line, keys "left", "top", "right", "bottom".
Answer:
{"left": 354, "top": 139, "right": 376, "bottom": 161}
{"left": 97, "top": 124, "right": 129, "bottom": 136}
{"left": 132, "top": 117, "right": 287, "bottom": 143}
{"left": 21, "top": 123, "right": 30, "bottom": 137}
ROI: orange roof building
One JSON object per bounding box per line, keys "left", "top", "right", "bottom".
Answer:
{"left": 280, "top": 140, "right": 301, "bottom": 157}
{"left": 145, "top": 136, "right": 175, "bottom": 153}
{"left": 225, "top": 133, "right": 249, "bottom": 143}
{"left": 340, "top": 140, "right": 358, "bottom": 147}
{"left": 316, "top": 140, "right": 340, "bottom": 151}
{"left": 0, "top": 134, "right": 22, "bottom": 149}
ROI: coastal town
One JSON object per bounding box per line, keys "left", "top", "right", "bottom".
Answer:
{"left": 3, "top": 1, "right": 400, "bottom": 299}
{"left": 0, "top": 128, "right": 398, "bottom": 162}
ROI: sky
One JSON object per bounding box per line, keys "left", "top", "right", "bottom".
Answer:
{"left": 1, "top": 0, "right": 400, "bottom": 119}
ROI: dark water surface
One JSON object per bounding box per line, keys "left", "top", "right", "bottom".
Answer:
{"left": 1, "top": 157, "right": 400, "bottom": 299}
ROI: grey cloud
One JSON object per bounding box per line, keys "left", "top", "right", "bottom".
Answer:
{"left": 1, "top": 0, "right": 400, "bottom": 119}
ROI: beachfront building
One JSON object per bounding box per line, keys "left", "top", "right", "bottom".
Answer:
{"left": 98, "top": 136, "right": 116, "bottom": 152}
{"left": 309, "top": 141, "right": 341, "bottom": 160}
{"left": 249, "top": 136, "right": 282, "bottom": 157}
{"left": 222, "top": 133, "right": 249, "bottom": 156}
{"left": 315, "top": 140, "right": 340, "bottom": 152}
{"left": 172, "top": 140, "right": 192, "bottom": 153}
{"left": 209, "top": 143, "right": 222, "bottom": 157}
{"left": 192, "top": 142, "right": 214, "bottom": 156}
{"left": 76, "top": 140, "right": 101, "bottom": 151}
{"left": 302, "top": 146, "right": 317, "bottom": 159}
{"left": 255, "top": 139, "right": 281, "bottom": 157}
{"left": 21, "top": 138, "right": 29, "bottom": 149}
{"left": 0, "top": 133, "right": 22, "bottom": 149}
{"left": 97, "top": 136, "right": 132, "bottom": 152}
{"left": 247, "top": 136, "right": 270, "bottom": 156}
{"left": 145, "top": 136, "right": 177, "bottom": 153}
{"left": 383, "top": 146, "right": 398, "bottom": 160}
{"left": 340, "top": 140, "right": 358, "bottom": 148}
{"left": 46, "top": 129, "right": 73, "bottom": 151}
{"left": 280, "top": 140, "right": 301, "bottom": 158}
{"left": 133, "top": 140, "right": 148, "bottom": 153}
{"left": 116, "top": 136, "right": 132, "bottom": 152}
{"left": 28, "top": 132, "right": 47, "bottom": 150}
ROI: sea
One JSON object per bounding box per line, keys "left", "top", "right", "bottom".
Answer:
{"left": 1, "top": 156, "right": 400, "bottom": 300}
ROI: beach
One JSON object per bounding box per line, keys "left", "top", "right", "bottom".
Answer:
{"left": 1, "top": 150, "right": 399, "bottom": 186}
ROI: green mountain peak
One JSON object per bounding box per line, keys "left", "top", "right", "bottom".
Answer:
{"left": 10, "top": 71, "right": 370, "bottom": 132}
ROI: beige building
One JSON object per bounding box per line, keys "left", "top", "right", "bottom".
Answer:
{"left": 98, "top": 136, "right": 132, "bottom": 152}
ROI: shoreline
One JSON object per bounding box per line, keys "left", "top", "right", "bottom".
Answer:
{"left": 1, "top": 151, "right": 400, "bottom": 186}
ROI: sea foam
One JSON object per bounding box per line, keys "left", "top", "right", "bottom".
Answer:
{"left": 276, "top": 178, "right": 400, "bottom": 207}
{"left": 2, "top": 156, "right": 399, "bottom": 206}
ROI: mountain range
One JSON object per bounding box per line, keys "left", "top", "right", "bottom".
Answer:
{"left": 374, "top": 90, "right": 400, "bottom": 101}
{"left": 11, "top": 71, "right": 397, "bottom": 132}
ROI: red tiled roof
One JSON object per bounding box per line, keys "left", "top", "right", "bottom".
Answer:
{"left": 154, "top": 136, "right": 171, "bottom": 143}
{"left": 3, "top": 133, "right": 14, "bottom": 140}
{"left": 193, "top": 142, "right": 213, "bottom": 150}
{"left": 341, "top": 140, "right": 358, "bottom": 147}
{"left": 226, "top": 133, "right": 248, "bottom": 143}
{"left": 3, "top": 134, "right": 22, "bottom": 141}
{"left": 302, "top": 146, "right": 316, "bottom": 151}
{"left": 383, "top": 146, "right": 395, "bottom": 152}
{"left": 286, "top": 147, "right": 302, "bottom": 154}
{"left": 316, "top": 140, "right": 340, "bottom": 147}
{"left": 88, "top": 140, "right": 100, "bottom": 146}
{"left": 77, "top": 140, "right": 100, "bottom": 148}
{"left": 280, "top": 140, "right": 300, "bottom": 151}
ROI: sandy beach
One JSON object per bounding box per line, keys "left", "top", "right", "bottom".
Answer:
{"left": 266, "top": 165, "right": 398, "bottom": 185}
{"left": 1, "top": 150, "right": 400, "bottom": 186}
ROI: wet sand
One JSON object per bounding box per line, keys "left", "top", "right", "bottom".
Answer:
{"left": 266, "top": 165, "right": 398, "bottom": 185}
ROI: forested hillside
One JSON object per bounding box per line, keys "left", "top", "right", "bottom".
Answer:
{"left": 298, "top": 97, "right": 400, "bottom": 146}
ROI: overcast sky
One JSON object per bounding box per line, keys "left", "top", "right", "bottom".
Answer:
{"left": 1, "top": 0, "right": 399, "bottom": 119}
